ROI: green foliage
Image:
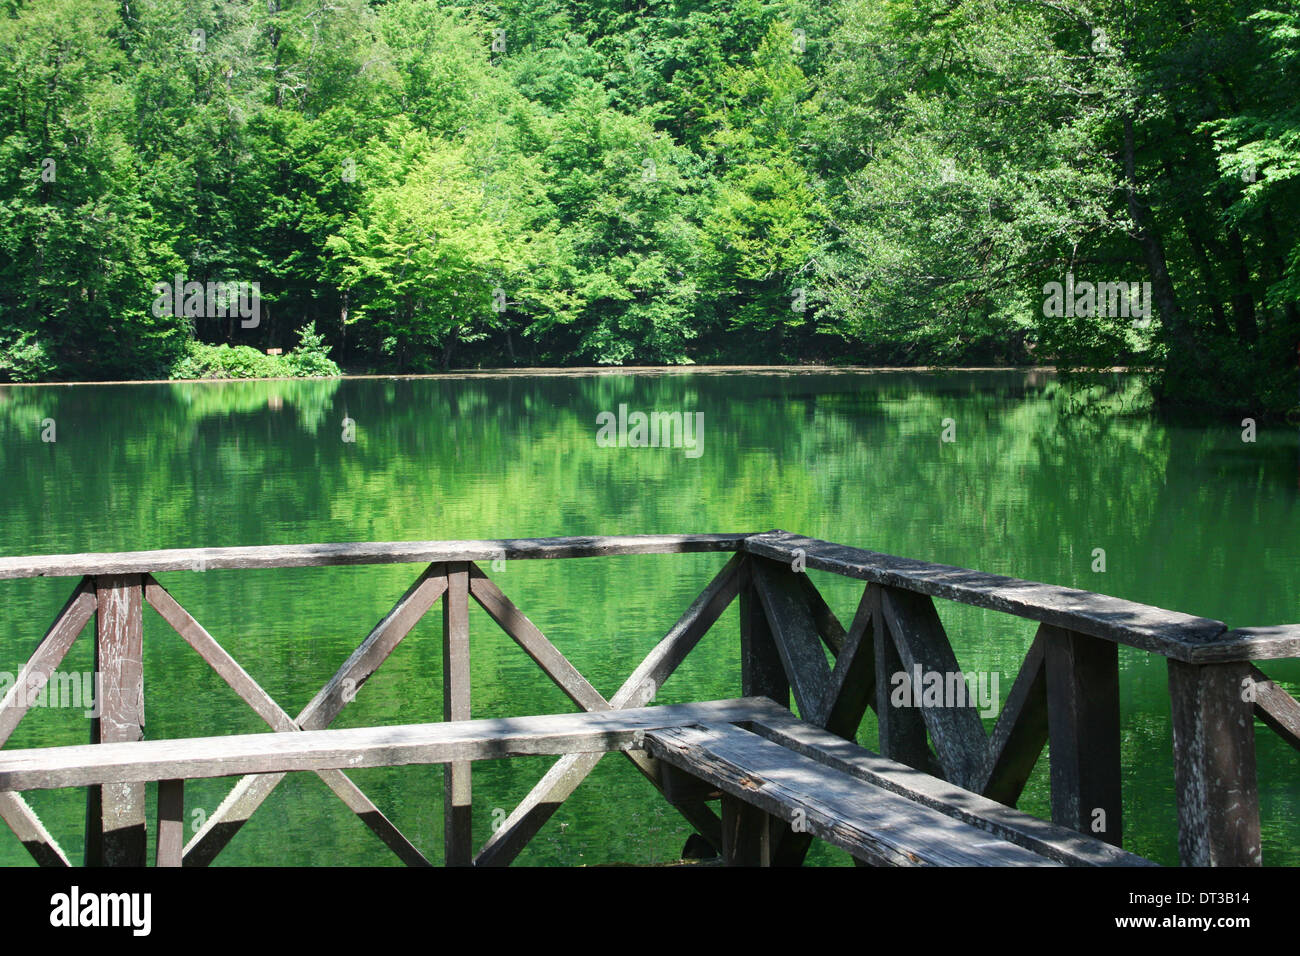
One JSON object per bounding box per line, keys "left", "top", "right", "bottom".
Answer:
{"left": 171, "top": 343, "right": 284, "bottom": 380}
{"left": 0, "top": 0, "right": 1293, "bottom": 414}
{"left": 170, "top": 324, "right": 340, "bottom": 380}
{"left": 282, "top": 322, "right": 342, "bottom": 378}
{"left": 0, "top": 332, "right": 57, "bottom": 383}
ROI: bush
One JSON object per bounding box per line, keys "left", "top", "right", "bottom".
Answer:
{"left": 0, "top": 332, "right": 57, "bottom": 383}
{"left": 170, "top": 323, "right": 340, "bottom": 380}
{"left": 282, "top": 323, "right": 341, "bottom": 377}
{"left": 170, "top": 343, "right": 281, "bottom": 379}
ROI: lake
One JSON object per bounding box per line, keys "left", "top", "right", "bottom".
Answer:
{"left": 0, "top": 369, "right": 1296, "bottom": 866}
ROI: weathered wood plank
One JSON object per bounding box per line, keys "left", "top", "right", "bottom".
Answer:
{"left": 791, "top": 571, "right": 847, "bottom": 655}
{"left": 473, "top": 561, "right": 727, "bottom": 852}
{"left": 749, "top": 564, "right": 845, "bottom": 863}
{"left": 474, "top": 554, "right": 744, "bottom": 866}
{"left": 1208, "top": 625, "right": 1300, "bottom": 663}
{"left": 86, "top": 575, "right": 146, "bottom": 867}
{"left": 443, "top": 564, "right": 472, "bottom": 866}
{"left": 644, "top": 722, "right": 1058, "bottom": 867}
{"left": 473, "top": 562, "right": 724, "bottom": 848}
{"left": 184, "top": 773, "right": 279, "bottom": 866}
{"left": 1168, "top": 659, "right": 1261, "bottom": 866}
{"left": 180, "top": 742, "right": 431, "bottom": 867}
{"left": 475, "top": 750, "right": 601, "bottom": 867}
{"left": 188, "top": 765, "right": 440, "bottom": 867}
{"left": 740, "top": 564, "right": 788, "bottom": 707}
{"left": 764, "top": 582, "right": 876, "bottom": 867}
{"left": 873, "top": 585, "right": 934, "bottom": 773}
{"left": 1249, "top": 665, "right": 1300, "bottom": 753}
{"left": 720, "top": 795, "right": 772, "bottom": 866}
{"left": 156, "top": 779, "right": 184, "bottom": 867}
{"left": 613, "top": 553, "right": 746, "bottom": 711}
{"left": 1044, "top": 626, "right": 1122, "bottom": 848}
{"left": 879, "top": 586, "right": 987, "bottom": 790}
{"left": 0, "top": 578, "right": 96, "bottom": 746}
{"left": 743, "top": 532, "right": 1230, "bottom": 661}
{"left": 820, "top": 584, "right": 876, "bottom": 739}
{"left": 751, "top": 558, "right": 833, "bottom": 720}
{"left": 979, "top": 629, "right": 1049, "bottom": 806}
{"left": 0, "top": 791, "right": 70, "bottom": 866}
{"left": 742, "top": 700, "right": 1151, "bottom": 866}
{"left": 0, "top": 534, "right": 751, "bottom": 580}
{"left": 320, "top": 767, "right": 433, "bottom": 866}
{"left": 780, "top": 565, "right": 854, "bottom": 863}
{"left": 759, "top": 557, "right": 849, "bottom": 860}
{"left": 0, "top": 699, "right": 769, "bottom": 791}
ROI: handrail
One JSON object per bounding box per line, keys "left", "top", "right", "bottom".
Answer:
{"left": 1, "top": 529, "right": 1292, "bottom": 661}
{"left": 743, "top": 531, "right": 1296, "bottom": 663}
{"left": 0, "top": 533, "right": 752, "bottom": 580}
{"left": 0, "top": 529, "right": 1294, "bottom": 868}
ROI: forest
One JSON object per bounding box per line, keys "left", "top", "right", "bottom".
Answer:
{"left": 0, "top": 0, "right": 1296, "bottom": 416}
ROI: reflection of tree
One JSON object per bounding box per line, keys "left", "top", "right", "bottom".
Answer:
{"left": 167, "top": 380, "right": 342, "bottom": 435}
{"left": 0, "top": 371, "right": 1297, "bottom": 866}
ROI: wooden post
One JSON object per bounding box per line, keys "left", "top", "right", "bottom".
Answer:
{"left": 821, "top": 584, "right": 876, "bottom": 740}
{"left": 443, "top": 563, "right": 472, "bottom": 866}
{"left": 878, "top": 586, "right": 986, "bottom": 789}
{"left": 750, "top": 559, "right": 832, "bottom": 719}
{"left": 720, "top": 795, "right": 771, "bottom": 866}
{"left": 980, "top": 632, "right": 1049, "bottom": 806}
{"left": 156, "top": 780, "right": 184, "bottom": 867}
{"left": 85, "top": 575, "right": 146, "bottom": 866}
{"left": 740, "top": 564, "right": 788, "bottom": 707}
{"left": 1168, "top": 659, "right": 1261, "bottom": 866}
{"left": 1043, "top": 626, "right": 1122, "bottom": 847}
{"left": 872, "top": 587, "right": 930, "bottom": 770}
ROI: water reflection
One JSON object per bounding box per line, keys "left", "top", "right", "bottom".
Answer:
{"left": 0, "top": 370, "right": 1295, "bottom": 866}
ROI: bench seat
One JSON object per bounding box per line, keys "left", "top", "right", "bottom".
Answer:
{"left": 0, "top": 694, "right": 1155, "bottom": 867}
{"left": 643, "top": 697, "right": 1154, "bottom": 867}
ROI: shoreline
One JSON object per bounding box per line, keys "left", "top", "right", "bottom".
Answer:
{"left": 0, "top": 364, "right": 1145, "bottom": 389}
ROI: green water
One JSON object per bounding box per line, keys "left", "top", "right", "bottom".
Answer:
{"left": 0, "top": 370, "right": 1296, "bottom": 867}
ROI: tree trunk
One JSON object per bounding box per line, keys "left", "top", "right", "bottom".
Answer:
{"left": 442, "top": 329, "right": 457, "bottom": 371}
{"left": 1224, "top": 227, "right": 1258, "bottom": 345}
{"left": 1123, "top": 113, "right": 1200, "bottom": 392}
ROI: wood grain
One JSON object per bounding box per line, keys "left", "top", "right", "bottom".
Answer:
{"left": 742, "top": 699, "right": 1150, "bottom": 866}
{"left": 0, "top": 534, "right": 750, "bottom": 580}
{"left": 0, "top": 698, "right": 768, "bottom": 791}
{"left": 86, "top": 575, "right": 146, "bottom": 867}
{"left": 644, "top": 721, "right": 1058, "bottom": 867}
{"left": 743, "top": 532, "right": 1231, "bottom": 661}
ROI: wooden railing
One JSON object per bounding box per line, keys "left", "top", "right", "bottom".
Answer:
{"left": 0, "top": 531, "right": 1295, "bottom": 867}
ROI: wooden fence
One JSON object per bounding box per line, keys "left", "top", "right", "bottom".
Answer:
{"left": 0, "top": 531, "right": 1295, "bottom": 866}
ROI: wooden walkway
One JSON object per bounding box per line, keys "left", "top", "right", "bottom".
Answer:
{"left": 0, "top": 531, "right": 1296, "bottom": 867}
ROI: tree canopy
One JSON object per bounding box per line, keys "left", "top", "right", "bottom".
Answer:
{"left": 0, "top": 0, "right": 1295, "bottom": 415}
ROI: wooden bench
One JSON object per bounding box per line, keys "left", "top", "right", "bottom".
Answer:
{"left": 643, "top": 697, "right": 1154, "bottom": 867}
{"left": 0, "top": 695, "right": 1154, "bottom": 866}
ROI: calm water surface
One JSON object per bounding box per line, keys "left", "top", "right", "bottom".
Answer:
{"left": 0, "top": 370, "right": 1296, "bottom": 866}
